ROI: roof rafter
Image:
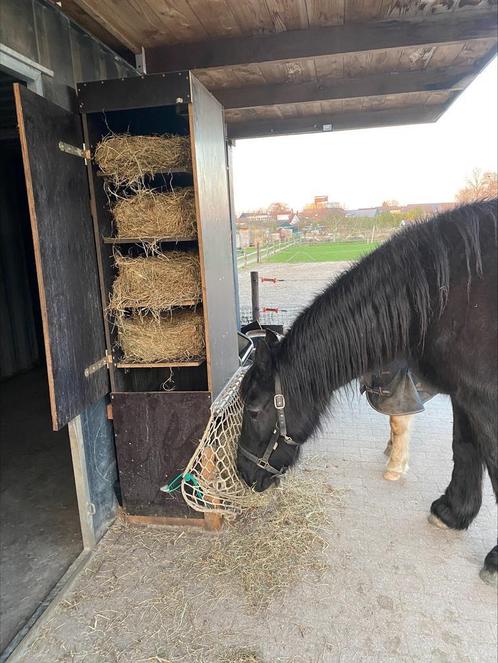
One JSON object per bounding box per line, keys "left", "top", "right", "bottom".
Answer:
{"left": 145, "top": 12, "right": 497, "bottom": 72}
{"left": 227, "top": 104, "right": 445, "bottom": 140}
{"left": 214, "top": 66, "right": 475, "bottom": 110}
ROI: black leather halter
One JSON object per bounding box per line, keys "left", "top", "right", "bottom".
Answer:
{"left": 239, "top": 373, "right": 299, "bottom": 478}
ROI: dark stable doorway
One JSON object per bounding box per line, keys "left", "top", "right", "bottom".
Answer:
{"left": 0, "top": 75, "right": 83, "bottom": 654}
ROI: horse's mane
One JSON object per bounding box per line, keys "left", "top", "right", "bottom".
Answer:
{"left": 277, "top": 199, "right": 497, "bottom": 429}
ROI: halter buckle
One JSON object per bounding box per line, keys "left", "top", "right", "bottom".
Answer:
{"left": 257, "top": 459, "right": 271, "bottom": 470}
{"left": 274, "top": 394, "right": 285, "bottom": 409}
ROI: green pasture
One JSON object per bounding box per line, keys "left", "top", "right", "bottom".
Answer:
{"left": 265, "top": 241, "right": 380, "bottom": 264}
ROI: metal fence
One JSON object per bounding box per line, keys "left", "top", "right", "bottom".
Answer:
{"left": 240, "top": 304, "right": 303, "bottom": 330}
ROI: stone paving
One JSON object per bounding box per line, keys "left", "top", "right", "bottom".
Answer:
{"left": 238, "top": 261, "right": 498, "bottom": 661}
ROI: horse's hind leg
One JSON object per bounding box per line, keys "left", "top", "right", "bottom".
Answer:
{"left": 480, "top": 457, "right": 498, "bottom": 586}
{"left": 429, "top": 398, "right": 484, "bottom": 530}
{"left": 384, "top": 414, "right": 413, "bottom": 481}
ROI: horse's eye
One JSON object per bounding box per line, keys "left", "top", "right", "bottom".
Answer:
{"left": 248, "top": 410, "right": 259, "bottom": 420}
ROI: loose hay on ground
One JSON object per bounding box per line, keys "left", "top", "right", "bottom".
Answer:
{"left": 109, "top": 251, "right": 202, "bottom": 312}
{"left": 23, "top": 461, "right": 341, "bottom": 663}
{"left": 117, "top": 310, "right": 205, "bottom": 363}
{"left": 95, "top": 134, "right": 191, "bottom": 186}
{"left": 112, "top": 187, "right": 197, "bottom": 240}
{"left": 180, "top": 467, "right": 338, "bottom": 609}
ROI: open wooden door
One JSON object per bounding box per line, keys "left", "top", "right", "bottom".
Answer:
{"left": 14, "top": 84, "right": 108, "bottom": 430}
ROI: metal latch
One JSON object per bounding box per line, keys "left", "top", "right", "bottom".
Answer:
{"left": 87, "top": 502, "right": 96, "bottom": 516}
{"left": 84, "top": 351, "right": 113, "bottom": 378}
{"left": 58, "top": 141, "right": 91, "bottom": 164}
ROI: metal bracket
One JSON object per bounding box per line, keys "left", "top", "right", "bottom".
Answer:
{"left": 84, "top": 351, "right": 112, "bottom": 378}
{"left": 87, "top": 502, "right": 96, "bottom": 516}
{"left": 58, "top": 141, "right": 91, "bottom": 164}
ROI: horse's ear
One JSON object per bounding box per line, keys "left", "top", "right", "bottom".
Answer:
{"left": 253, "top": 339, "right": 273, "bottom": 374}
{"left": 265, "top": 329, "right": 281, "bottom": 346}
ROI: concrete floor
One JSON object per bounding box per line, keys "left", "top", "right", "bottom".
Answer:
{"left": 12, "top": 262, "right": 497, "bottom": 662}
{"left": 0, "top": 369, "right": 82, "bottom": 652}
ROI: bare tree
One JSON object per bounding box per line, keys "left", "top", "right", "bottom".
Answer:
{"left": 456, "top": 169, "right": 498, "bottom": 203}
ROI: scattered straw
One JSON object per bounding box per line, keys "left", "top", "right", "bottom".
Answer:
{"left": 109, "top": 251, "right": 202, "bottom": 312}
{"left": 117, "top": 311, "right": 205, "bottom": 363}
{"left": 182, "top": 466, "right": 337, "bottom": 608}
{"left": 113, "top": 187, "right": 197, "bottom": 240}
{"left": 95, "top": 133, "right": 192, "bottom": 186}
{"left": 23, "top": 459, "right": 341, "bottom": 663}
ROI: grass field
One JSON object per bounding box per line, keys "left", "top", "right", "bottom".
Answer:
{"left": 265, "top": 240, "right": 380, "bottom": 263}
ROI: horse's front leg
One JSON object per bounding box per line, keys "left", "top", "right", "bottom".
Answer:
{"left": 429, "top": 399, "right": 483, "bottom": 530}
{"left": 383, "top": 414, "right": 413, "bottom": 481}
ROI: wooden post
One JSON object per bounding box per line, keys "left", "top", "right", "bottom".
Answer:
{"left": 256, "top": 241, "right": 261, "bottom": 263}
{"left": 251, "top": 270, "right": 260, "bottom": 322}
{"left": 370, "top": 225, "right": 376, "bottom": 243}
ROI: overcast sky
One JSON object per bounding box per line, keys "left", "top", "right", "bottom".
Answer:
{"left": 231, "top": 56, "right": 497, "bottom": 214}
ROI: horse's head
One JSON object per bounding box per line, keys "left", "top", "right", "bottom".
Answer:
{"left": 237, "top": 330, "right": 301, "bottom": 491}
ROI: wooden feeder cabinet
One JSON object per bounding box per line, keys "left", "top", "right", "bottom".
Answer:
{"left": 14, "top": 73, "right": 239, "bottom": 529}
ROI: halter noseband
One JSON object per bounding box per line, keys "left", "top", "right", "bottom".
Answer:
{"left": 239, "top": 373, "right": 299, "bottom": 478}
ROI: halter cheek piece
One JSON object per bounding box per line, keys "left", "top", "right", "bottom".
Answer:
{"left": 239, "top": 373, "right": 299, "bottom": 478}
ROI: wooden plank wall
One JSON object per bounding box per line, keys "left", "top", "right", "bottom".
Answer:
{"left": 112, "top": 392, "right": 211, "bottom": 518}
{"left": 0, "top": 0, "right": 135, "bottom": 113}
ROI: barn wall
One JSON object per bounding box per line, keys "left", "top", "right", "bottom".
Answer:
{"left": 0, "top": 0, "right": 136, "bottom": 112}
{"left": 0, "top": 0, "right": 137, "bottom": 541}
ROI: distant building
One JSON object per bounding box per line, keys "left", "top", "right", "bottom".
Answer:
{"left": 345, "top": 207, "right": 380, "bottom": 218}
{"left": 238, "top": 211, "right": 272, "bottom": 224}
{"left": 402, "top": 202, "right": 455, "bottom": 216}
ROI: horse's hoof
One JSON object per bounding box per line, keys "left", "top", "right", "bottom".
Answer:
{"left": 384, "top": 470, "right": 401, "bottom": 481}
{"left": 427, "top": 513, "right": 448, "bottom": 529}
{"left": 480, "top": 545, "right": 498, "bottom": 586}
{"left": 479, "top": 567, "right": 497, "bottom": 586}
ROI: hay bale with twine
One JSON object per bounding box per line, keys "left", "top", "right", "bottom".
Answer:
{"left": 94, "top": 134, "right": 191, "bottom": 186}
{"left": 117, "top": 311, "right": 205, "bottom": 363}
{"left": 113, "top": 187, "right": 197, "bottom": 240}
{"left": 110, "top": 251, "right": 202, "bottom": 312}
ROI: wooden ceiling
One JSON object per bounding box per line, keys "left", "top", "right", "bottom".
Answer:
{"left": 59, "top": 0, "right": 497, "bottom": 138}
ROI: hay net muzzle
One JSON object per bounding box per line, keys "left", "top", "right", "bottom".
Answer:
{"left": 181, "top": 368, "right": 298, "bottom": 519}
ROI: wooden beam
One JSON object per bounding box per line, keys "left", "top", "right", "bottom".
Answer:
{"left": 145, "top": 12, "right": 497, "bottom": 72}
{"left": 227, "top": 105, "right": 445, "bottom": 140}
{"left": 69, "top": 0, "right": 141, "bottom": 53}
{"left": 214, "top": 66, "right": 474, "bottom": 110}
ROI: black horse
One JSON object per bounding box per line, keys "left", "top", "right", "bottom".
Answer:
{"left": 237, "top": 200, "right": 497, "bottom": 583}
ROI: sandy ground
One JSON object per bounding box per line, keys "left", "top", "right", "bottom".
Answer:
{"left": 12, "top": 261, "right": 497, "bottom": 663}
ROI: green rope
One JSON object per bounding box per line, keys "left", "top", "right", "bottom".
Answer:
{"left": 160, "top": 472, "right": 203, "bottom": 500}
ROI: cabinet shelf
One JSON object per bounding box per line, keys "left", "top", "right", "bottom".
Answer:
{"left": 96, "top": 168, "right": 192, "bottom": 177}
{"left": 103, "top": 236, "right": 197, "bottom": 244}
{"left": 116, "top": 359, "right": 205, "bottom": 369}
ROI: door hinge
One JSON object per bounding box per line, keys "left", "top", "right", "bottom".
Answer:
{"left": 58, "top": 141, "right": 91, "bottom": 164}
{"left": 84, "top": 351, "right": 113, "bottom": 378}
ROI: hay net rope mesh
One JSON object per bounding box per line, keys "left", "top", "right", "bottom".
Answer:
{"left": 181, "top": 366, "right": 267, "bottom": 519}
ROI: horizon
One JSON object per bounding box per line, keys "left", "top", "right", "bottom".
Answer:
{"left": 231, "top": 56, "right": 497, "bottom": 215}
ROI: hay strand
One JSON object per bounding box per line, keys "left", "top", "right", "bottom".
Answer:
{"left": 109, "top": 251, "right": 202, "bottom": 312}
{"left": 95, "top": 133, "right": 191, "bottom": 186}
{"left": 117, "top": 311, "right": 205, "bottom": 363}
{"left": 113, "top": 187, "right": 197, "bottom": 240}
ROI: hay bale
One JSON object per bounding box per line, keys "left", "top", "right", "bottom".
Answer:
{"left": 94, "top": 134, "right": 191, "bottom": 186}
{"left": 117, "top": 310, "right": 205, "bottom": 363}
{"left": 109, "top": 251, "right": 202, "bottom": 312}
{"left": 113, "top": 187, "right": 197, "bottom": 239}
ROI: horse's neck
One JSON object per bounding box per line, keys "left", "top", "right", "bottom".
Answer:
{"left": 276, "top": 256, "right": 415, "bottom": 433}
